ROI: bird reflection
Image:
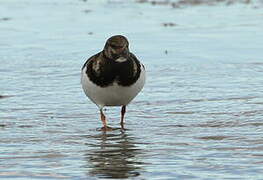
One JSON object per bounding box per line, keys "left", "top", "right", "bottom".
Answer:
{"left": 85, "top": 130, "right": 143, "bottom": 179}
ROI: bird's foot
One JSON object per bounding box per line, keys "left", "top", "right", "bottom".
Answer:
{"left": 100, "top": 126, "right": 114, "bottom": 131}
{"left": 120, "top": 122, "right": 129, "bottom": 131}
{"left": 120, "top": 122, "right": 125, "bottom": 129}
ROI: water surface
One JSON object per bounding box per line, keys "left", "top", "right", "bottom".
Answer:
{"left": 1, "top": 0, "right": 263, "bottom": 179}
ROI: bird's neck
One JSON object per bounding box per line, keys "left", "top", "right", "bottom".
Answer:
{"left": 102, "top": 50, "right": 129, "bottom": 64}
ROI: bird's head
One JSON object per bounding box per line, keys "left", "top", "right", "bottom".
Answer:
{"left": 103, "top": 35, "right": 129, "bottom": 62}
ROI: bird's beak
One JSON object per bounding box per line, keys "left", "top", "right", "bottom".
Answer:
{"left": 115, "top": 46, "right": 125, "bottom": 54}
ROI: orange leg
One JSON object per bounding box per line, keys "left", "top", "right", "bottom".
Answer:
{"left": 100, "top": 109, "right": 107, "bottom": 128}
{"left": 120, "top": 105, "right": 126, "bottom": 129}
{"left": 100, "top": 108, "right": 113, "bottom": 131}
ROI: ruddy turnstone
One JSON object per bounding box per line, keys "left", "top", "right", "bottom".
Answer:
{"left": 81, "top": 35, "right": 146, "bottom": 131}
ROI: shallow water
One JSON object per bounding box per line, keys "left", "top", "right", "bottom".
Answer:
{"left": 1, "top": 0, "right": 263, "bottom": 179}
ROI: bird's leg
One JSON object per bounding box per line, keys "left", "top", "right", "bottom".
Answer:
{"left": 100, "top": 108, "right": 107, "bottom": 130}
{"left": 100, "top": 108, "right": 113, "bottom": 131}
{"left": 120, "top": 105, "right": 126, "bottom": 129}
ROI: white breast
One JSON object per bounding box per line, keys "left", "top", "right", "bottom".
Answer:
{"left": 81, "top": 64, "right": 146, "bottom": 108}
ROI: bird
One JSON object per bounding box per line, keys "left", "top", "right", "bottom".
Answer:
{"left": 81, "top": 35, "right": 146, "bottom": 131}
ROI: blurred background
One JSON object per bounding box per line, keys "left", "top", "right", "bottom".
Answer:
{"left": 1, "top": 0, "right": 263, "bottom": 179}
